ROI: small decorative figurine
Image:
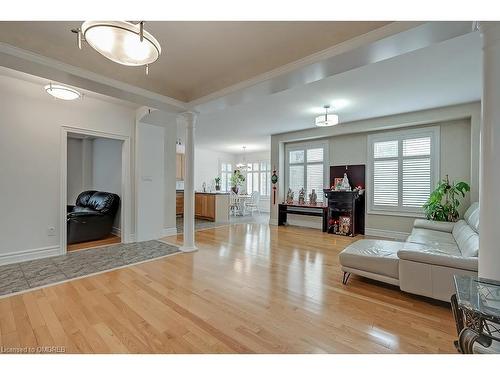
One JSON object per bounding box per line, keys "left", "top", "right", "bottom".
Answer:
{"left": 298, "top": 188, "right": 306, "bottom": 205}
{"left": 340, "top": 173, "right": 352, "bottom": 191}
{"left": 309, "top": 189, "right": 317, "bottom": 205}
{"left": 286, "top": 188, "right": 294, "bottom": 204}
{"left": 339, "top": 216, "right": 351, "bottom": 235}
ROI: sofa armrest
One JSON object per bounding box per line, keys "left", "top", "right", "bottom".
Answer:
{"left": 398, "top": 249, "right": 478, "bottom": 272}
{"left": 67, "top": 211, "right": 104, "bottom": 219}
{"left": 413, "top": 219, "right": 455, "bottom": 233}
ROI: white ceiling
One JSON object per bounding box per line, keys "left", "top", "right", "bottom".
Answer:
{"left": 195, "top": 31, "right": 481, "bottom": 154}
{"left": 0, "top": 21, "right": 390, "bottom": 101}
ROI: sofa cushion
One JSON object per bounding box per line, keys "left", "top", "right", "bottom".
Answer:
{"left": 464, "top": 202, "right": 479, "bottom": 222}
{"left": 465, "top": 204, "right": 480, "bottom": 233}
{"left": 339, "top": 239, "right": 401, "bottom": 279}
{"left": 398, "top": 247, "right": 478, "bottom": 271}
{"left": 406, "top": 227, "right": 457, "bottom": 247}
{"left": 452, "top": 220, "right": 479, "bottom": 257}
{"left": 412, "top": 219, "right": 455, "bottom": 233}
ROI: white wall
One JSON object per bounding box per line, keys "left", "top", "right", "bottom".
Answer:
{"left": 92, "top": 138, "right": 123, "bottom": 230}
{"left": 67, "top": 138, "right": 84, "bottom": 204}
{"left": 135, "top": 122, "right": 165, "bottom": 241}
{"left": 0, "top": 72, "right": 136, "bottom": 264}
{"left": 194, "top": 147, "right": 235, "bottom": 191}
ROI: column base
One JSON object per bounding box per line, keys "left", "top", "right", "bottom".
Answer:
{"left": 179, "top": 245, "right": 198, "bottom": 253}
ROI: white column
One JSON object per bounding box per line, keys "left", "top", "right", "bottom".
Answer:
{"left": 479, "top": 22, "right": 500, "bottom": 280}
{"left": 178, "top": 111, "right": 198, "bottom": 252}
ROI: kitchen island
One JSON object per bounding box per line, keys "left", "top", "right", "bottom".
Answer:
{"left": 176, "top": 191, "right": 230, "bottom": 223}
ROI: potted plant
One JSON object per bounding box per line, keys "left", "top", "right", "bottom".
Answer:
{"left": 214, "top": 176, "right": 221, "bottom": 191}
{"left": 423, "top": 175, "right": 470, "bottom": 222}
{"left": 230, "top": 170, "right": 245, "bottom": 194}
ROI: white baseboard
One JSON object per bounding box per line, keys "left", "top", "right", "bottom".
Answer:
{"left": 269, "top": 218, "right": 278, "bottom": 226}
{"left": 111, "top": 226, "right": 121, "bottom": 237}
{"left": 162, "top": 227, "right": 178, "bottom": 237}
{"left": 365, "top": 228, "right": 409, "bottom": 241}
{"left": 0, "top": 245, "right": 62, "bottom": 266}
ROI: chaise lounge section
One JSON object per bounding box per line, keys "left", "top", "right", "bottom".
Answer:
{"left": 339, "top": 203, "right": 479, "bottom": 301}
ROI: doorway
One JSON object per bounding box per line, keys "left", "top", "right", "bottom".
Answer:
{"left": 61, "top": 127, "right": 131, "bottom": 254}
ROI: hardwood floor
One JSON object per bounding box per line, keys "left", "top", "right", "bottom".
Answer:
{"left": 0, "top": 224, "right": 457, "bottom": 353}
{"left": 67, "top": 234, "right": 121, "bottom": 252}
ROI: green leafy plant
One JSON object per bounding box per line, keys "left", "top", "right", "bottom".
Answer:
{"left": 423, "top": 175, "right": 470, "bottom": 222}
{"left": 230, "top": 170, "right": 245, "bottom": 192}
{"left": 214, "top": 176, "right": 221, "bottom": 190}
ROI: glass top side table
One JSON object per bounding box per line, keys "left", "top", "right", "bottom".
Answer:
{"left": 451, "top": 275, "right": 500, "bottom": 353}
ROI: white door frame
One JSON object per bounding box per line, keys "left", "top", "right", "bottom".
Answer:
{"left": 60, "top": 126, "right": 132, "bottom": 254}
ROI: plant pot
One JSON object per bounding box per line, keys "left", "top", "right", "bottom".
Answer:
{"left": 215, "top": 185, "right": 221, "bottom": 191}
{"left": 231, "top": 186, "right": 239, "bottom": 194}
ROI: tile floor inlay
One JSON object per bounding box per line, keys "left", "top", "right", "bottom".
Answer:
{"left": 0, "top": 240, "right": 180, "bottom": 297}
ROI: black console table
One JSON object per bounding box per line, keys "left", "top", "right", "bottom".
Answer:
{"left": 323, "top": 190, "right": 364, "bottom": 236}
{"left": 278, "top": 203, "right": 328, "bottom": 232}
{"left": 451, "top": 275, "right": 500, "bottom": 353}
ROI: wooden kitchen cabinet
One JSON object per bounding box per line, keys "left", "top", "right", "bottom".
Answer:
{"left": 176, "top": 153, "right": 185, "bottom": 181}
{"left": 176, "top": 192, "right": 184, "bottom": 216}
{"left": 178, "top": 192, "right": 218, "bottom": 221}
{"left": 195, "top": 193, "right": 216, "bottom": 221}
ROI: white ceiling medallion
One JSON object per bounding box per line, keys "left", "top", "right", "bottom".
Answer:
{"left": 315, "top": 105, "right": 339, "bottom": 127}
{"left": 73, "top": 21, "right": 161, "bottom": 75}
{"left": 44, "top": 83, "right": 81, "bottom": 101}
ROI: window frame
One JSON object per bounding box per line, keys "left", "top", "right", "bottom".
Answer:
{"left": 366, "top": 126, "right": 440, "bottom": 217}
{"left": 244, "top": 160, "right": 271, "bottom": 198}
{"left": 284, "top": 140, "right": 329, "bottom": 203}
{"left": 218, "top": 161, "right": 233, "bottom": 192}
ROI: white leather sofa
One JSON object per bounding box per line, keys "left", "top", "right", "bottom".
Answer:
{"left": 339, "top": 202, "right": 479, "bottom": 301}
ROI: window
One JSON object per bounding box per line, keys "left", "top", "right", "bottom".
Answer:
{"left": 367, "top": 127, "right": 440, "bottom": 215}
{"left": 245, "top": 161, "right": 271, "bottom": 197}
{"left": 220, "top": 162, "right": 232, "bottom": 192}
{"left": 285, "top": 142, "right": 328, "bottom": 203}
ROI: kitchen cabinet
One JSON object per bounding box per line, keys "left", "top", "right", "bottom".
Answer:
{"left": 195, "top": 193, "right": 216, "bottom": 221}
{"left": 176, "top": 153, "right": 185, "bottom": 181}
{"left": 176, "top": 192, "right": 184, "bottom": 215}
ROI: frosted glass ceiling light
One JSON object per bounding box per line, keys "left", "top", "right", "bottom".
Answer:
{"left": 315, "top": 105, "right": 339, "bottom": 127}
{"left": 73, "top": 21, "right": 161, "bottom": 74}
{"left": 44, "top": 83, "right": 81, "bottom": 101}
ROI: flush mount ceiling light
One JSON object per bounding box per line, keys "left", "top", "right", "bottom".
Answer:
{"left": 315, "top": 105, "right": 339, "bottom": 127}
{"left": 44, "top": 83, "right": 81, "bottom": 101}
{"left": 72, "top": 21, "right": 161, "bottom": 74}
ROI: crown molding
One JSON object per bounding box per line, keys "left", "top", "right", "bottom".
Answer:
{"left": 0, "top": 42, "right": 187, "bottom": 113}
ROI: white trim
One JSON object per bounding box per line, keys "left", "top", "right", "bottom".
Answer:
{"left": 366, "top": 126, "right": 440, "bottom": 216}
{"left": 0, "top": 245, "right": 62, "bottom": 266}
{"left": 61, "top": 126, "right": 132, "bottom": 256}
{"left": 162, "top": 227, "right": 178, "bottom": 237}
{"left": 364, "top": 228, "right": 409, "bottom": 241}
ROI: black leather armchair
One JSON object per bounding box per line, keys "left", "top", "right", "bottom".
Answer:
{"left": 67, "top": 190, "right": 120, "bottom": 244}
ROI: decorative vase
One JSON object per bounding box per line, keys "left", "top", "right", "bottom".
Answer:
{"left": 231, "top": 186, "right": 239, "bottom": 194}
{"left": 215, "top": 185, "right": 221, "bottom": 191}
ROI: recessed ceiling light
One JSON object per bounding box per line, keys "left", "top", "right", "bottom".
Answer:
{"left": 44, "top": 83, "right": 81, "bottom": 101}
{"left": 315, "top": 105, "right": 339, "bottom": 127}
{"left": 74, "top": 21, "right": 161, "bottom": 74}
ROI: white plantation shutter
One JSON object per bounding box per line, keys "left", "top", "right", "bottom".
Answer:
{"left": 369, "top": 128, "right": 439, "bottom": 214}
{"left": 403, "top": 158, "right": 431, "bottom": 207}
{"left": 286, "top": 143, "right": 327, "bottom": 202}
{"left": 373, "top": 159, "right": 399, "bottom": 206}
{"left": 307, "top": 163, "right": 324, "bottom": 203}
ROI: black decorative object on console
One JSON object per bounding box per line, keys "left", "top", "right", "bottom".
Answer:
{"left": 324, "top": 164, "right": 365, "bottom": 236}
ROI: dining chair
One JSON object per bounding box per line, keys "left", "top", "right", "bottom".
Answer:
{"left": 230, "top": 191, "right": 242, "bottom": 216}
{"left": 245, "top": 191, "right": 261, "bottom": 215}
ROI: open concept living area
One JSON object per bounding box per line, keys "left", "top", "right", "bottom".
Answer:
{"left": 1, "top": 1, "right": 499, "bottom": 371}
